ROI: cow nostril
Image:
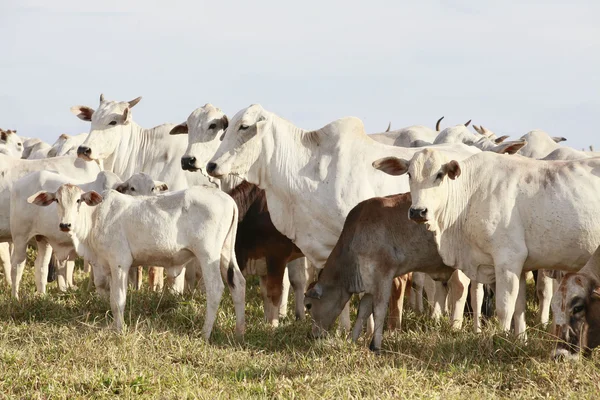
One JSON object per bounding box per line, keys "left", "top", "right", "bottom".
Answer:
{"left": 419, "top": 208, "right": 428, "bottom": 216}
{"left": 206, "top": 162, "right": 217, "bottom": 174}
{"left": 77, "top": 146, "right": 91, "bottom": 156}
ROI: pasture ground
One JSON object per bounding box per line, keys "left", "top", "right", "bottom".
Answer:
{"left": 0, "top": 258, "right": 599, "bottom": 399}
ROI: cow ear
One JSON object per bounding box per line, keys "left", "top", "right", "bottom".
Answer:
{"left": 27, "top": 191, "right": 56, "bottom": 206}
{"left": 221, "top": 115, "right": 229, "bottom": 130}
{"left": 592, "top": 287, "right": 600, "bottom": 300}
{"left": 305, "top": 283, "right": 323, "bottom": 299}
{"left": 552, "top": 136, "right": 567, "bottom": 143}
{"left": 122, "top": 108, "right": 131, "bottom": 125}
{"left": 70, "top": 106, "right": 95, "bottom": 121}
{"left": 372, "top": 157, "right": 410, "bottom": 176}
{"left": 169, "top": 122, "right": 188, "bottom": 135}
{"left": 442, "top": 160, "right": 461, "bottom": 180}
{"left": 0, "top": 131, "right": 6, "bottom": 142}
{"left": 81, "top": 191, "right": 103, "bottom": 206}
{"left": 494, "top": 140, "right": 527, "bottom": 155}
{"left": 114, "top": 183, "right": 127, "bottom": 193}
{"left": 494, "top": 135, "right": 510, "bottom": 144}
{"left": 154, "top": 181, "right": 168, "bottom": 192}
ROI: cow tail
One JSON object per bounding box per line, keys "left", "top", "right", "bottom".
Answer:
{"left": 222, "top": 201, "right": 239, "bottom": 289}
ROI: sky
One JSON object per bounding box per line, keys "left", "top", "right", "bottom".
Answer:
{"left": 1, "top": 0, "right": 599, "bottom": 150}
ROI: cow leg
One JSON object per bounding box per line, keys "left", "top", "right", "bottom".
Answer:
{"left": 449, "top": 270, "right": 470, "bottom": 329}
{"left": 0, "top": 242, "right": 12, "bottom": 287}
{"left": 85, "top": 259, "right": 95, "bottom": 292}
{"left": 431, "top": 280, "right": 448, "bottom": 320}
{"left": 258, "top": 274, "right": 274, "bottom": 323}
{"left": 265, "top": 257, "right": 287, "bottom": 327}
{"left": 109, "top": 263, "right": 130, "bottom": 332}
{"left": 9, "top": 240, "right": 28, "bottom": 298}
{"left": 471, "top": 281, "right": 484, "bottom": 333}
{"left": 513, "top": 273, "right": 528, "bottom": 338}
{"left": 536, "top": 270, "right": 554, "bottom": 326}
{"left": 128, "top": 266, "right": 140, "bottom": 290}
{"left": 339, "top": 302, "right": 352, "bottom": 331}
{"left": 66, "top": 260, "right": 76, "bottom": 289}
{"left": 93, "top": 264, "right": 110, "bottom": 299}
{"left": 351, "top": 294, "right": 373, "bottom": 342}
{"left": 388, "top": 275, "right": 408, "bottom": 330}
{"left": 279, "top": 267, "right": 291, "bottom": 319}
{"left": 494, "top": 263, "right": 524, "bottom": 333}
{"left": 410, "top": 272, "right": 424, "bottom": 313}
{"left": 370, "top": 278, "right": 394, "bottom": 353}
{"left": 224, "top": 256, "right": 246, "bottom": 339}
{"left": 149, "top": 266, "right": 165, "bottom": 291}
{"left": 56, "top": 259, "right": 69, "bottom": 292}
{"left": 167, "top": 266, "right": 185, "bottom": 294}
{"left": 34, "top": 240, "right": 52, "bottom": 294}
{"left": 287, "top": 258, "right": 308, "bottom": 320}
{"left": 83, "top": 260, "right": 91, "bottom": 274}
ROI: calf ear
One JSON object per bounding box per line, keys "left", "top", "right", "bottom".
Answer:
{"left": 305, "top": 283, "right": 323, "bottom": 299}
{"left": 114, "top": 183, "right": 127, "bottom": 193}
{"left": 494, "top": 135, "right": 510, "bottom": 144}
{"left": 154, "top": 181, "right": 169, "bottom": 192}
{"left": 552, "top": 136, "right": 567, "bottom": 143}
{"left": 442, "top": 160, "right": 461, "bottom": 180}
{"left": 372, "top": 157, "right": 410, "bottom": 176}
{"left": 70, "top": 106, "right": 95, "bottom": 121}
{"left": 27, "top": 191, "right": 56, "bottom": 206}
{"left": 221, "top": 115, "right": 229, "bottom": 130}
{"left": 169, "top": 122, "right": 188, "bottom": 135}
{"left": 81, "top": 191, "right": 103, "bottom": 206}
{"left": 493, "top": 140, "right": 527, "bottom": 155}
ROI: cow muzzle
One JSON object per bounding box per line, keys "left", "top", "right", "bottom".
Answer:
{"left": 59, "top": 223, "right": 72, "bottom": 232}
{"left": 181, "top": 156, "right": 198, "bottom": 171}
{"left": 77, "top": 146, "right": 93, "bottom": 161}
{"left": 409, "top": 207, "right": 428, "bottom": 223}
{"left": 206, "top": 162, "right": 220, "bottom": 178}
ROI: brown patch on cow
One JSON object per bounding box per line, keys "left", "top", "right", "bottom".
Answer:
{"left": 0, "top": 131, "right": 6, "bottom": 142}
{"left": 524, "top": 174, "right": 533, "bottom": 184}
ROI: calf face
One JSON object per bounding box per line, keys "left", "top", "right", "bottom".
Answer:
{"left": 115, "top": 172, "right": 168, "bottom": 195}
{"left": 304, "top": 282, "right": 350, "bottom": 338}
{"left": 551, "top": 273, "right": 600, "bottom": 359}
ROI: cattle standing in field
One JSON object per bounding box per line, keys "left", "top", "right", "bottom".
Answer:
{"left": 373, "top": 148, "right": 600, "bottom": 336}
{"left": 30, "top": 184, "right": 246, "bottom": 339}
{"left": 552, "top": 246, "right": 600, "bottom": 359}
{"left": 206, "top": 104, "right": 486, "bottom": 330}
{"left": 0, "top": 154, "right": 101, "bottom": 285}
{"left": 11, "top": 171, "right": 168, "bottom": 297}
{"left": 170, "top": 104, "right": 308, "bottom": 325}
{"left": 304, "top": 193, "right": 456, "bottom": 352}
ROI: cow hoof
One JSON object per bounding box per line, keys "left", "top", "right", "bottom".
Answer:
{"left": 369, "top": 340, "right": 381, "bottom": 354}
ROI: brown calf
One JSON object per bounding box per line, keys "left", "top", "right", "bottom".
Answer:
{"left": 304, "top": 192, "right": 455, "bottom": 352}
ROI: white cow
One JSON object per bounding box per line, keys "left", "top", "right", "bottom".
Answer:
{"left": 27, "top": 141, "right": 53, "bottom": 160}
{"left": 30, "top": 184, "right": 246, "bottom": 339}
{"left": 0, "top": 129, "right": 24, "bottom": 158}
{"left": 22, "top": 138, "right": 50, "bottom": 159}
{"left": 0, "top": 154, "right": 101, "bottom": 285}
{"left": 206, "top": 105, "right": 486, "bottom": 330}
{"left": 542, "top": 147, "right": 600, "bottom": 161}
{"left": 516, "top": 130, "right": 567, "bottom": 159}
{"left": 70, "top": 94, "right": 212, "bottom": 190}
{"left": 369, "top": 125, "right": 437, "bottom": 148}
{"left": 434, "top": 125, "right": 522, "bottom": 152}
{"left": 372, "top": 148, "right": 600, "bottom": 336}
{"left": 48, "top": 133, "right": 89, "bottom": 157}
{"left": 10, "top": 171, "right": 168, "bottom": 297}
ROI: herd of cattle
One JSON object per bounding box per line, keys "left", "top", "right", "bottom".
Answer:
{"left": 1, "top": 94, "right": 599, "bottom": 360}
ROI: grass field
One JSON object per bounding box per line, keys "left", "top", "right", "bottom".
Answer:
{"left": 0, "top": 261, "right": 599, "bottom": 399}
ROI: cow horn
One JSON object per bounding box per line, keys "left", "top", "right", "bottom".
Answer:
{"left": 464, "top": 119, "right": 471, "bottom": 127}
{"left": 100, "top": 93, "right": 105, "bottom": 103}
{"left": 436, "top": 116, "right": 444, "bottom": 131}
{"left": 128, "top": 96, "right": 142, "bottom": 108}
{"left": 385, "top": 122, "right": 391, "bottom": 132}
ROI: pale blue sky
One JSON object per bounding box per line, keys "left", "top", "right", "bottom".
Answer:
{"left": 1, "top": 0, "right": 598, "bottom": 150}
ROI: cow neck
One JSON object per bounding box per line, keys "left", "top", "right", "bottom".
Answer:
{"left": 69, "top": 202, "right": 97, "bottom": 260}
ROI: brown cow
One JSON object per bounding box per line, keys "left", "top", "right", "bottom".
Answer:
{"left": 304, "top": 192, "right": 455, "bottom": 352}
{"left": 228, "top": 181, "right": 306, "bottom": 325}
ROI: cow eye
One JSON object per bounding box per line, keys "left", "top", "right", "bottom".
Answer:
{"left": 209, "top": 123, "right": 216, "bottom": 130}
{"left": 150, "top": 187, "right": 155, "bottom": 192}
{"left": 109, "top": 121, "right": 118, "bottom": 126}
{"left": 76, "top": 199, "right": 81, "bottom": 204}
{"left": 305, "top": 303, "right": 312, "bottom": 310}
{"left": 573, "top": 305, "right": 584, "bottom": 314}
{"left": 407, "top": 172, "right": 412, "bottom": 179}
{"left": 435, "top": 172, "right": 444, "bottom": 181}
{"left": 18, "top": 143, "right": 23, "bottom": 147}
{"left": 239, "top": 125, "right": 249, "bottom": 131}
{"left": 131, "top": 187, "right": 135, "bottom": 192}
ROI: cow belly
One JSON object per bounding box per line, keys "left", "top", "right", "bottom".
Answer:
{"left": 132, "top": 248, "right": 195, "bottom": 268}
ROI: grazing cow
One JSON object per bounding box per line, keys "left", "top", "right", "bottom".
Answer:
{"left": 372, "top": 148, "right": 600, "bottom": 336}
{"left": 30, "top": 184, "right": 246, "bottom": 339}
{"left": 170, "top": 105, "right": 307, "bottom": 324}
{"left": 0, "top": 154, "right": 101, "bottom": 285}
{"left": 0, "top": 129, "right": 24, "bottom": 158}
{"left": 11, "top": 171, "right": 167, "bottom": 297}
{"left": 304, "top": 193, "right": 456, "bottom": 352}
{"left": 206, "top": 105, "right": 482, "bottom": 330}
{"left": 71, "top": 94, "right": 212, "bottom": 190}
{"left": 551, "top": 245, "right": 600, "bottom": 359}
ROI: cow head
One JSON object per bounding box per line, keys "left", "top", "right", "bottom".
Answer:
{"left": 436, "top": 125, "right": 525, "bottom": 154}
{"left": 28, "top": 184, "right": 102, "bottom": 233}
{"left": 114, "top": 172, "right": 169, "bottom": 195}
{"left": 207, "top": 104, "right": 270, "bottom": 181}
{"left": 373, "top": 149, "right": 459, "bottom": 226}
{"left": 71, "top": 94, "right": 142, "bottom": 162}
{"left": 304, "top": 281, "right": 352, "bottom": 339}
{"left": 169, "top": 104, "right": 229, "bottom": 174}
{"left": 551, "top": 273, "right": 600, "bottom": 360}
{"left": 0, "top": 129, "right": 24, "bottom": 158}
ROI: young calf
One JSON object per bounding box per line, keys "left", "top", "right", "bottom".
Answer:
{"left": 10, "top": 171, "right": 167, "bottom": 297}
{"left": 304, "top": 193, "right": 456, "bottom": 352}
{"left": 30, "top": 184, "right": 245, "bottom": 339}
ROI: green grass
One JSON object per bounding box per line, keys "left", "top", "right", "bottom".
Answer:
{"left": 0, "top": 263, "right": 599, "bottom": 399}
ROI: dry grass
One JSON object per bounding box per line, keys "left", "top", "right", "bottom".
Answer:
{"left": 0, "top": 261, "right": 599, "bottom": 399}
